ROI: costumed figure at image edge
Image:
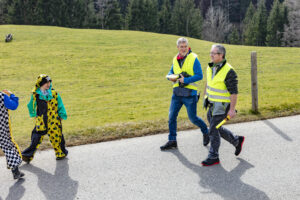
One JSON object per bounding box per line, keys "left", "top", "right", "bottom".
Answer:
{"left": 0, "top": 89, "right": 24, "bottom": 179}
{"left": 202, "top": 44, "right": 245, "bottom": 166}
{"left": 160, "top": 37, "right": 209, "bottom": 150}
{"left": 22, "top": 74, "right": 68, "bottom": 163}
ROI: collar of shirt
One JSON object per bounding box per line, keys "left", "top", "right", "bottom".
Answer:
{"left": 208, "top": 59, "right": 226, "bottom": 68}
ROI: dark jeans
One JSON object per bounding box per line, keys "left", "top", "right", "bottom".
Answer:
{"left": 207, "top": 106, "right": 239, "bottom": 159}
{"left": 168, "top": 94, "right": 208, "bottom": 141}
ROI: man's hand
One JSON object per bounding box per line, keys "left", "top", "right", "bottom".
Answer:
{"left": 178, "top": 74, "right": 184, "bottom": 83}
{"left": 227, "top": 109, "right": 236, "bottom": 119}
{"left": 228, "top": 94, "right": 237, "bottom": 119}
{"left": 166, "top": 74, "right": 179, "bottom": 82}
{"left": 2, "top": 89, "right": 12, "bottom": 96}
{"left": 169, "top": 77, "right": 177, "bottom": 82}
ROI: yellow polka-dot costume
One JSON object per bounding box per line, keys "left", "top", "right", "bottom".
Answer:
{"left": 22, "top": 75, "right": 68, "bottom": 162}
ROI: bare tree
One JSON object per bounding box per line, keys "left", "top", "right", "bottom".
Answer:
{"left": 202, "top": 6, "right": 232, "bottom": 43}
{"left": 95, "top": 0, "right": 114, "bottom": 29}
{"left": 282, "top": 0, "right": 300, "bottom": 47}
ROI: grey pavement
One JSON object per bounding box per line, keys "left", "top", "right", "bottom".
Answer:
{"left": 0, "top": 115, "right": 299, "bottom": 200}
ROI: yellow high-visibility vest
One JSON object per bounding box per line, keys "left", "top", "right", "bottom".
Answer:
{"left": 172, "top": 53, "right": 198, "bottom": 90}
{"left": 206, "top": 62, "right": 234, "bottom": 103}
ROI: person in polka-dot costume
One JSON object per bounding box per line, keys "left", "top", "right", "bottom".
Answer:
{"left": 22, "top": 74, "right": 68, "bottom": 163}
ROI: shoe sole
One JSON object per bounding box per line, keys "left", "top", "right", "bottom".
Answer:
{"left": 236, "top": 136, "right": 245, "bottom": 156}
{"left": 160, "top": 146, "right": 178, "bottom": 151}
{"left": 201, "top": 161, "right": 220, "bottom": 167}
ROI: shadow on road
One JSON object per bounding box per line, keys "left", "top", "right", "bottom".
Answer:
{"left": 3, "top": 178, "right": 25, "bottom": 200}
{"left": 21, "top": 158, "right": 78, "bottom": 200}
{"left": 263, "top": 120, "right": 292, "bottom": 142}
{"left": 171, "top": 150, "right": 270, "bottom": 200}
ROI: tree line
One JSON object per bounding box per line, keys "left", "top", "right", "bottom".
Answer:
{"left": 0, "top": 0, "right": 299, "bottom": 47}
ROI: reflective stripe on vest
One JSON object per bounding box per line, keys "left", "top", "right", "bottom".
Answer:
{"left": 206, "top": 62, "right": 233, "bottom": 103}
{"left": 173, "top": 81, "right": 198, "bottom": 87}
{"left": 172, "top": 53, "right": 198, "bottom": 91}
{"left": 206, "top": 86, "right": 228, "bottom": 93}
{"left": 207, "top": 94, "right": 230, "bottom": 100}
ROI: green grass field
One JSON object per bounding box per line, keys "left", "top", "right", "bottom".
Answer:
{"left": 1, "top": 25, "right": 299, "bottom": 152}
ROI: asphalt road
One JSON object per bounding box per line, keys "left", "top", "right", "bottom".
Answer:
{"left": 0, "top": 115, "right": 299, "bottom": 200}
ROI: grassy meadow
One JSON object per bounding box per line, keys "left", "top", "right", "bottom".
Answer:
{"left": 0, "top": 25, "right": 299, "bottom": 152}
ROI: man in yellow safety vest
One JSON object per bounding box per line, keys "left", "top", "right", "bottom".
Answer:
{"left": 160, "top": 37, "right": 209, "bottom": 150}
{"left": 202, "top": 44, "right": 245, "bottom": 166}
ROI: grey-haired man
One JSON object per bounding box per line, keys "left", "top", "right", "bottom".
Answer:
{"left": 160, "top": 37, "right": 209, "bottom": 150}
{"left": 202, "top": 44, "right": 245, "bottom": 166}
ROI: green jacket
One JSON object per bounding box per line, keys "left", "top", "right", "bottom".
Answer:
{"left": 27, "top": 84, "right": 67, "bottom": 120}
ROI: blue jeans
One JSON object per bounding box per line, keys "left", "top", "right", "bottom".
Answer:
{"left": 168, "top": 94, "right": 208, "bottom": 141}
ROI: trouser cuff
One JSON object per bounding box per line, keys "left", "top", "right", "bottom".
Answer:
{"left": 168, "top": 135, "right": 177, "bottom": 141}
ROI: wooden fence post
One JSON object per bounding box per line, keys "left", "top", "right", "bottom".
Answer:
{"left": 251, "top": 51, "right": 258, "bottom": 113}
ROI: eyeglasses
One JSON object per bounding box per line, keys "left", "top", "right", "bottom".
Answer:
{"left": 210, "top": 52, "right": 221, "bottom": 55}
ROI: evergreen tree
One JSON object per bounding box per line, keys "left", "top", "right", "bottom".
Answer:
{"left": 95, "top": 0, "right": 109, "bottom": 28}
{"left": 117, "top": 0, "right": 130, "bottom": 15}
{"left": 158, "top": 0, "right": 172, "bottom": 33}
{"left": 70, "top": 0, "right": 86, "bottom": 27}
{"left": 126, "top": 0, "right": 159, "bottom": 32}
{"left": 124, "top": 0, "right": 131, "bottom": 29}
{"left": 7, "top": 0, "right": 23, "bottom": 24}
{"left": 143, "top": 0, "right": 159, "bottom": 32}
{"left": 240, "top": 0, "right": 253, "bottom": 21}
{"left": 62, "top": 0, "right": 70, "bottom": 26}
{"left": 0, "top": 0, "right": 3, "bottom": 24}
{"left": 7, "top": 0, "right": 37, "bottom": 24}
{"left": 105, "top": 0, "right": 123, "bottom": 29}
{"left": 243, "top": 2, "right": 256, "bottom": 28}
{"left": 34, "top": 0, "right": 51, "bottom": 25}
{"left": 266, "top": 0, "right": 287, "bottom": 46}
{"left": 94, "top": 0, "right": 122, "bottom": 29}
{"left": 188, "top": 6, "right": 203, "bottom": 38}
{"left": 242, "top": 2, "right": 256, "bottom": 44}
{"left": 228, "top": 25, "right": 240, "bottom": 44}
{"left": 83, "top": 0, "right": 98, "bottom": 28}
{"left": 24, "top": 0, "right": 37, "bottom": 24}
{"left": 171, "top": 0, "right": 203, "bottom": 39}
{"left": 244, "top": 0, "right": 267, "bottom": 46}
{"left": 265, "top": 0, "right": 285, "bottom": 11}
{"left": 255, "top": 0, "right": 268, "bottom": 46}
{"left": 127, "top": 0, "right": 146, "bottom": 30}
{"left": 0, "top": 0, "right": 9, "bottom": 24}
{"left": 48, "top": 0, "right": 64, "bottom": 26}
